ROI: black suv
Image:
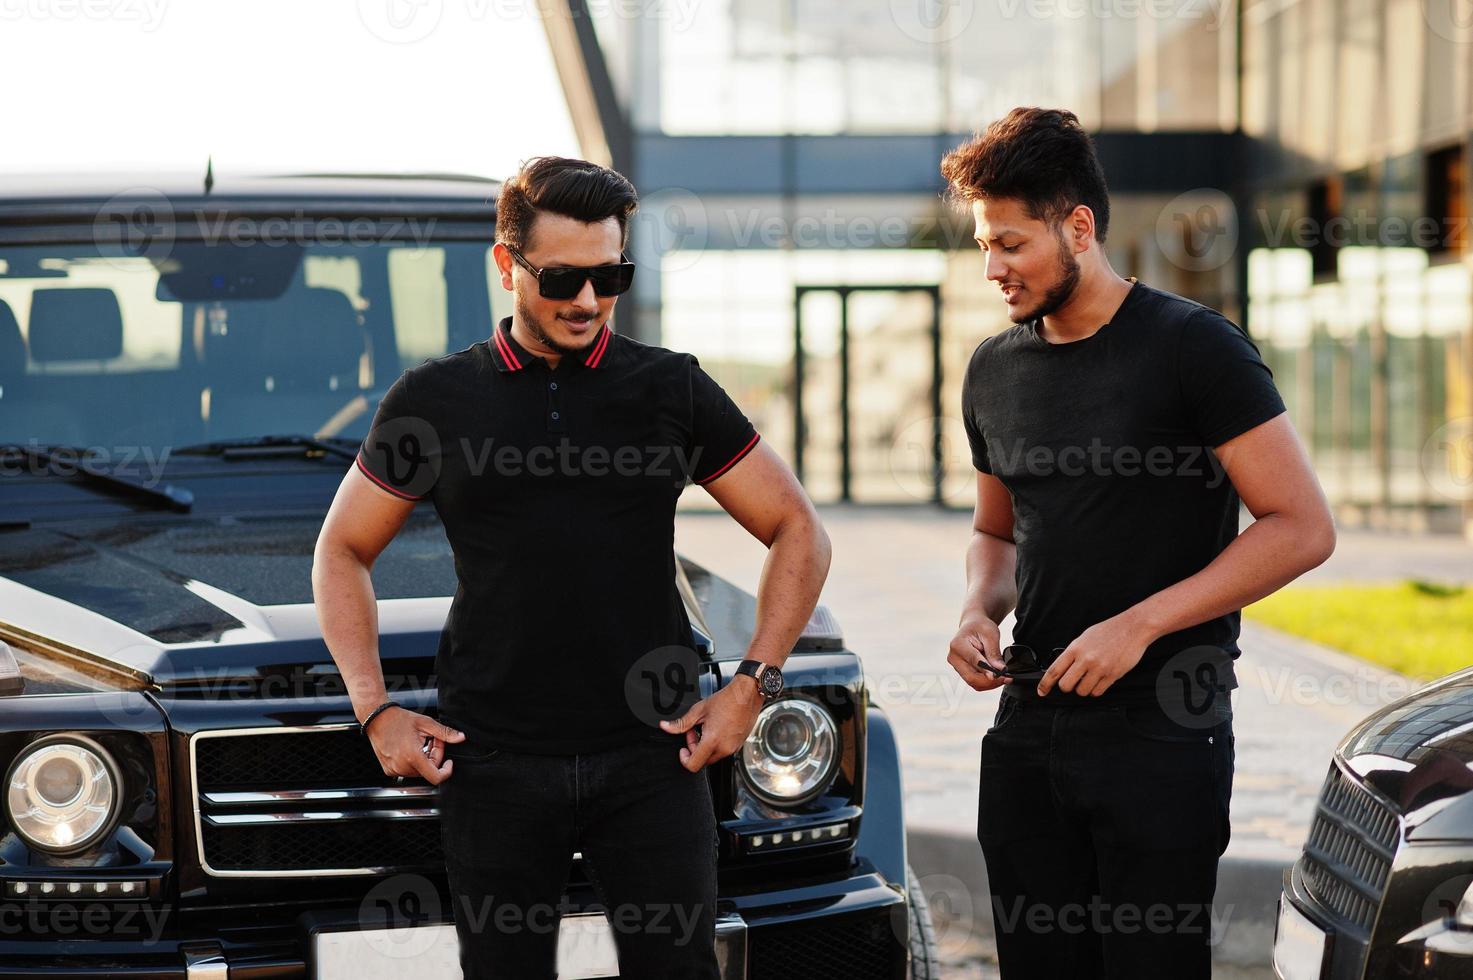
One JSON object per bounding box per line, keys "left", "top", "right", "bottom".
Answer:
{"left": 1274, "top": 665, "right": 1473, "bottom": 979}
{"left": 0, "top": 174, "right": 938, "bottom": 979}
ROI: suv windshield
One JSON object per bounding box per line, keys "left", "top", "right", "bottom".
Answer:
{"left": 0, "top": 236, "right": 512, "bottom": 453}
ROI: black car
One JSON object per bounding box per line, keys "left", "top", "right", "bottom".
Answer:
{"left": 1274, "top": 665, "right": 1473, "bottom": 979}
{"left": 0, "top": 173, "right": 940, "bottom": 979}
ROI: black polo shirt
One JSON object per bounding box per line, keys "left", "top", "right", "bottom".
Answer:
{"left": 355, "top": 316, "right": 761, "bottom": 753}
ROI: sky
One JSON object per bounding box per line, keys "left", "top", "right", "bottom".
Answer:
{"left": 0, "top": 0, "right": 581, "bottom": 180}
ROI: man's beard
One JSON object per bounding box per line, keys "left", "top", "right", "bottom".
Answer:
{"left": 1015, "top": 234, "right": 1082, "bottom": 324}
{"left": 514, "top": 294, "right": 596, "bottom": 357}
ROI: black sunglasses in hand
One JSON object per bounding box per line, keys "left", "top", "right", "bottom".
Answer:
{"left": 976, "top": 644, "right": 1067, "bottom": 682}
{"left": 506, "top": 245, "right": 636, "bottom": 300}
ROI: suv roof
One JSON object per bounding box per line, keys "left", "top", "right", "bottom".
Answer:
{"left": 0, "top": 171, "right": 501, "bottom": 225}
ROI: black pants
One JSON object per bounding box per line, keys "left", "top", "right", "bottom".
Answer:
{"left": 437, "top": 725, "right": 719, "bottom": 980}
{"left": 976, "top": 692, "right": 1234, "bottom": 980}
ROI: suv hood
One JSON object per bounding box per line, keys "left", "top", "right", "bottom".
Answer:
{"left": 1339, "top": 667, "right": 1473, "bottom": 839}
{"left": 0, "top": 511, "right": 761, "bottom": 693}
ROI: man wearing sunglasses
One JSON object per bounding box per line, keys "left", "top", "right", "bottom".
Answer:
{"left": 313, "top": 156, "right": 831, "bottom": 978}
{"left": 941, "top": 109, "right": 1337, "bottom": 979}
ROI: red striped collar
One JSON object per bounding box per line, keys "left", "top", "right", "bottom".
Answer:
{"left": 490, "top": 316, "right": 613, "bottom": 372}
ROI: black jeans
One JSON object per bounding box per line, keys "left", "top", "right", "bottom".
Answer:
{"left": 976, "top": 692, "right": 1234, "bottom": 980}
{"left": 437, "top": 724, "right": 719, "bottom": 980}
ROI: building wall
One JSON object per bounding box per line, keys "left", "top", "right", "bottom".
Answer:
{"left": 1241, "top": 0, "right": 1473, "bottom": 533}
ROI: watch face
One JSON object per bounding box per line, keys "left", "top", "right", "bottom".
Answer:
{"left": 759, "top": 667, "right": 784, "bottom": 698}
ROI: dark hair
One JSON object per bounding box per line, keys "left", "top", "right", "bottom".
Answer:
{"left": 940, "top": 107, "right": 1111, "bottom": 243}
{"left": 495, "top": 156, "right": 639, "bottom": 252}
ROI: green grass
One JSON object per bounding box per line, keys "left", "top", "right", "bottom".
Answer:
{"left": 1244, "top": 580, "right": 1473, "bottom": 680}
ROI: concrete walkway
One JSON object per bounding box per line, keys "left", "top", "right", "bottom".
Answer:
{"left": 674, "top": 502, "right": 1470, "bottom": 974}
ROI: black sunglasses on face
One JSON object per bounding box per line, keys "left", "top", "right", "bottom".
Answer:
{"left": 976, "top": 644, "right": 1067, "bottom": 681}
{"left": 506, "top": 245, "right": 636, "bottom": 300}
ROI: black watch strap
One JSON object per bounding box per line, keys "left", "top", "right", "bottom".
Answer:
{"left": 735, "top": 659, "right": 783, "bottom": 700}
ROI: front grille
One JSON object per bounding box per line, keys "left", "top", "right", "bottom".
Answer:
{"left": 748, "top": 910, "right": 904, "bottom": 980}
{"left": 202, "top": 817, "right": 444, "bottom": 871}
{"left": 1298, "top": 763, "right": 1399, "bottom": 934}
{"left": 192, "top": 725, "right": 444, "bottom": 876}
{"left": 196, "top": 728, "right": 388, "bottom": 789}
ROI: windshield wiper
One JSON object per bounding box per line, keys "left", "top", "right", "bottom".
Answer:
{"left": 1, "top": 444, "right": 194, "bottom": 513}
{"left": 174, "top": 435, "right": 359, "bottom": 464}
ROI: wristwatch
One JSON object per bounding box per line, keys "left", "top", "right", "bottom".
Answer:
{"left": 734, "top": 659, "right": 784, "bottom": 701}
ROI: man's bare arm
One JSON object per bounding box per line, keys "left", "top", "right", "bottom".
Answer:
{"left": 312, "top": 468, "right": 463, "bottom": 782}
{"left": 1039, "top": 412, "right": 1338, "bottom": 697}
{"left": 661, "top": 441, "right": 832, "bottom": 770}
{"left": 950, "top": 472, "right": 1018, "bottom": 692}
{"left": 1126, "top": 411, "right": 1337, "bottom": 638}
{"left": 963, "top": 472, "right": 1018, "bottom": 626}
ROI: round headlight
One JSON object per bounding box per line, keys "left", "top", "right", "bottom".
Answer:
{"left": 5, "top": 735, "right": 122, "bottom": 854}
{"left": 739, "top": 698, "right": 839, "bottom": 806}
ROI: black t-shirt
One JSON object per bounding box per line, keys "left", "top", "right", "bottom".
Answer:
{"left": 356, "top": 316, "right": 761, "bottom": 753}
{"left": 961, "top": 280, "right": 1287, "bottom": 704}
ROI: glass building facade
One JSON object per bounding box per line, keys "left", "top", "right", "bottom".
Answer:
{"left": 559, "top": 0, "right": 1471, "bottom": 532}
{"left": 1241, "top": 0, "right": 1472, "bottom": 533}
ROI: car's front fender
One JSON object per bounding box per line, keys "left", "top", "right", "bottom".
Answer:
{"left": 855, "top": 704, "right": 906, "bottom": 889}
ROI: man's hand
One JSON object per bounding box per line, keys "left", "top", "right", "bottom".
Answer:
{"left": 1036, "top": 611, "right": 1157, "bottom": 697}
{"left": 365, "top": 706, "right": 465, "bottom": 785}
{"left": 659, "top": 678, "right": 765, "bottom": 772}
{"left": 948, "top": 614, "right": 1009, "bottom": 691}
